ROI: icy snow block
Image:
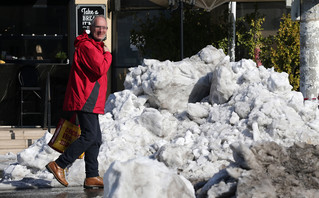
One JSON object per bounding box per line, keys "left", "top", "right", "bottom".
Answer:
{"left": 124, "top": 45, "right": 226, "bottom": 113}
{"left": 104, "top": 157, "right": 195, "bottom": 198}
{"left": 209, "top": 57, "right": 238, "bottom": 104}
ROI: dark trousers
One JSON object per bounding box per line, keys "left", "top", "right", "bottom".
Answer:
{"left": 55, "top": 111, "right": 102, "bottom": 178}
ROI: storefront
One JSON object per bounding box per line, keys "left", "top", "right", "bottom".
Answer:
{"left": 0, "top": 0, "right": 71, "bottom": 128}
{"left": 0, "top": 0, "right": 111, "bottom": 127}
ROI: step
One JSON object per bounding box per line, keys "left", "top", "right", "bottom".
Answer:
{"left": 0, "top": 149, "right": 26, "bottom": 155}
{"left": 0, "top": 128, "right": 55, "bottom": 154}
{"left": 0, "top": 139, "right": 35, "bottom": 155}
{"left": 0, "top": 139, "right": 30, "bottom": 149}
{"left": 0, "top": 132, "right": 12, "bottom": 140}
{"left": 11, "top": 130, "right": 46, "bottom": 140}
{"left": 0, "top": 129, "right": 50, "bottom": 140}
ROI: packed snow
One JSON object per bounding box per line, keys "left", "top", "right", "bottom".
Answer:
{"left": 1, "top": 45, "right": 319, "bottom": 197}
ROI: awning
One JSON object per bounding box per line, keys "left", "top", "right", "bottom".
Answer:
{"left": 149, "top": 0, "right": 230, "bottom": 11}
{"left": 149, "top": 0, "right": 285, "bottom": 11}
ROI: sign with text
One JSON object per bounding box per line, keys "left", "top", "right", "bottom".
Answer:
{"left": 76, "top": 5, "right": 106, "bottom": 36}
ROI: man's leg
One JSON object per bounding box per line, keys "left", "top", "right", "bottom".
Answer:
{"left": 84, "top": 114, "right": 102, "bottom": 177}
{"left": 55, "top": 112, "right": 99, "bottom": 169}
{"left": 77, "top": 112, "right": 103, "bottom": 188}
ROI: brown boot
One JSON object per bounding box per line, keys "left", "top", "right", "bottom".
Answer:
{"left": 84, "top": 176, "right": 104, "bottom": 189}
{"left": 46, "top": 161, "right": 68, "bottom": 187}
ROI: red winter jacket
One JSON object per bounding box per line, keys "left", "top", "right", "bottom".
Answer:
{"left": 63, "top": 33, "right": 112, "bottom": 114}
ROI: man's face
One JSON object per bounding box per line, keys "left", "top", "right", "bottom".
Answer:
{"left": 91, "top": 17, "right": 107, "bottom": 42}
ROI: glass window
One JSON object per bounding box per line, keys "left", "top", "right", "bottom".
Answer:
{"left": 114, "top": 11, "right": 164, "bottom": 68}
{"left": 237, "top": 2, "right": 288, "bottom": 36}
{"left": 0, "top": 1, "right": 69, "bottom": 62}
{"left": 112, "top": 9, "right": 165, "bottom": 91}
{"left": 0, "top": 1, "right": 69, "bottom": 126}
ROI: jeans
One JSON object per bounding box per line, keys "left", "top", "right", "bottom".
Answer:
{"left": 55, "top": 111, "right": 102, "bottom": 178}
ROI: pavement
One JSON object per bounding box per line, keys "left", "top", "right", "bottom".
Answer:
{"left": 0, "top": 159, "right": 104, "bottom": 197}
{"left": 0, "top": 155, "right": 105, "bottom": 197}
{"left": 0, "top": 186, "right": 104, "bottom": 197}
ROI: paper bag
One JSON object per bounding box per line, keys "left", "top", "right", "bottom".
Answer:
{"left": 48, "top": 118, "right": 84, "bottom": 159}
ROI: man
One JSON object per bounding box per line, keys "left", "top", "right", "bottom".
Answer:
{"left": 46, "top": 15, "right": 112, "bottom": 188}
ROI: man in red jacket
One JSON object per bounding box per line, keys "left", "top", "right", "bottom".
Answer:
{"left": 46, "top": 15, "right": 112, "bottom": 188}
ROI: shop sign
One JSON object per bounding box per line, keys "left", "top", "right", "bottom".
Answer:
{"left": 76, "top": 5, "right": 106, "bottom": 36}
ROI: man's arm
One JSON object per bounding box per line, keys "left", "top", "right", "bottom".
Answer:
{"left": 78, "top": 41, "right": 112, "bottom": 79}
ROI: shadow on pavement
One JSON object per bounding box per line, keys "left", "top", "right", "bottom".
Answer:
{"left": 0, "top": 186, "right": 104, "bottom": 198}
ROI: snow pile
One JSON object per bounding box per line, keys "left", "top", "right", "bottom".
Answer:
{"left": 1, "top": 45, "right": 319, "bottom": 197}
{"left": 196, "top": 142, "right": 319, "bottom": 197}
{"left": 0, "top": 153, "right": 16, "bottom": 171}
{"left": 104, "top": 157, "right": 195, "bottom": 198}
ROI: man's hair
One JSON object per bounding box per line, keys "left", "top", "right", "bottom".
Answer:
{"left": 91, "top": 15, "right": 106, "bottom": 27}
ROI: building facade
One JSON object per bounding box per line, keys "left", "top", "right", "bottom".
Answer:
{"left": 0, "top": 0, "right": 288, "bottom": 127}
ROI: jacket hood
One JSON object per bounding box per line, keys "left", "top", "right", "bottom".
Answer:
{"left": 74, "top": 32, "right": 90, "bottom": 47}
{"left": 74, "top": 32, "right": 104, "bottom": 49}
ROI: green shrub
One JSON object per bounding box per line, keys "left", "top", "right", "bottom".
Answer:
{"left": 268, "top": 14, "right": 300, "bottom": 90}
{"left": 236, "top": 10, "right": 265, "bottom": 62}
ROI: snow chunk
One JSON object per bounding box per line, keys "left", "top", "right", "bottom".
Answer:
{"left": 104, "top": 157, "right": 195, "bottom": 198}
